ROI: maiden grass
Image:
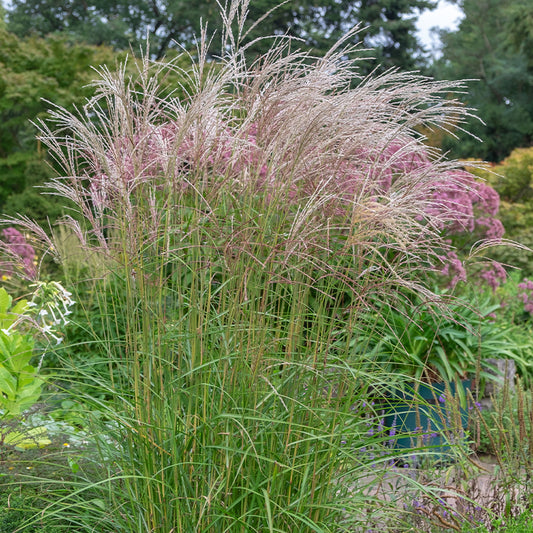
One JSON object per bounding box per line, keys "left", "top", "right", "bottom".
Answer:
{"left": 1, "top": 1, "right": 488, "bottom": 530}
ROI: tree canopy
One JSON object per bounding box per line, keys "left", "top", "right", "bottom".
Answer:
{"left": 433, "top": 0, "right": 533, "bottom": 162}
{"left": 0, "top": 27, "right": 122, "bottom": 222}
{"left": 6, "top": 0, "right": 435, "bottom": 71}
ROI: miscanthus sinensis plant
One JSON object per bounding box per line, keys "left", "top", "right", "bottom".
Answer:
{"left": 1, "top": 2, "right": 499, "bottom": 531}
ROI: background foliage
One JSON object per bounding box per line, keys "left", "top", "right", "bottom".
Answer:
{"left": 5, "top": 0, "right": 436, "bottom": 69}
{"left": 432, "top": 0, "right": 533, "bottom": 162}
{"left": 0, "top": 28, "right": 123, "bottom": 228}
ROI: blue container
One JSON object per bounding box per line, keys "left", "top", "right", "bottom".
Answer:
{"left": 384, "top": 380, "right": 471, "bottom": 459}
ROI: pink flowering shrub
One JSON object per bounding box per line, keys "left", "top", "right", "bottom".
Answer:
{"left": 80, "top": 110, "right": 506, "bottom": 292}
{"left": 0, "top": 227, "right": 37, "bottom": 280}
{"left": 427, "top": 171, "right": 501, "bottom": 235}
{"left": 518, "top": 278, "right": 533, "bottom": 314}
{"left": 439, "top": 250, "right": 467, "bottom": 288}
{"left": 479, "top": 262, "right": 507, "bottom": 292}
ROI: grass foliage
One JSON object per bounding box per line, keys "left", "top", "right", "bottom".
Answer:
{"left": 0, "top": 2, "right": 491, "bottom": 531}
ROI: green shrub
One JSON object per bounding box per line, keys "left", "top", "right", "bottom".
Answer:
{"left": 0, "top": 487, "right": 64, "bottom": 533}
{"left": 466, "top": 148, "right": 533, "bottom": 278}
{"left": 491, "top": 147, "right": 533, "bottom": 203}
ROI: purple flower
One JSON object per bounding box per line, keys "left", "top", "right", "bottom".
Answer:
{"left": 518, "top": 278, "right": 533, "bottom": 314}
{"left": 476, "top": 217, "right": 505, "bottom": 240}
{"left": 479, "top": 262, "right": 507, "bottom": 291}
{"left": 1, "top": 227, "right": 37, "bottom": 279}
{"left": 439, "top": 250, "right": 467, "bottom": 289}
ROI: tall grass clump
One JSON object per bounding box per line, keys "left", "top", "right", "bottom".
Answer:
{"left": 2, "top": 2, "right": 485, "bottom": 531}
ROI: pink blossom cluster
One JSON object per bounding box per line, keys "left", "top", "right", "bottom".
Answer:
{"left": 479, "top": 262, "right": 507, "bottom": 292}
{"left": 423, "top": 170, "right": 502, "bottom": 237}
{"left": 475, "top": 217, "right": 505, "bottom": 240}
{"left": 428, "top": 173, "right": 505, "bottom": 290}
{"left": 88, "top": 120, "right": 501, "bottom": 230}
{"left": 0, "top": 227, "right": 37, "bottom": 279}
{"left": 439, "top": 250, "right": 467, "bottom": 288}
{"left": 518, "top": 278, "right": 533, "bottom": 314}
{"left": 87, "top": 118, "right": 506, "bottom": 290}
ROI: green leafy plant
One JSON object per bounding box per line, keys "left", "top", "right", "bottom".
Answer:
{"left": 0, "top": 486, "right": 64, "bottom": 533}
{"left": 1, "top": 424, "right": 51, "bottom": 450}
{"left": 354, "top": 292, "right": 527, "bottom": 387}
{"left": 0, "top": 288, "right": 41, "bottom": 417}
{"left": 0, "top": 282, "right": 75, "bottom": 461}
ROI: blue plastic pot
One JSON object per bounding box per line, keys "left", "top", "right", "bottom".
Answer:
{"left": 384, "top": 380, "right": 471, "bottom": 459}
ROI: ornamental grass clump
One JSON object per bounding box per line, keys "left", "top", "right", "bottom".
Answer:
{"left": 1, "top": 2, "right": 498, "bottom": 531}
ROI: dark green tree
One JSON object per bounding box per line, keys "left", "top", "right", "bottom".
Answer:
{"left": 6, "top": 0, "right": 435, "bottom": 70}
{"left": 0, "top": 28, "right": 121, "bottom": 223}
{"left": 432, "top": 0, "right": 533, "bottom": 162}
{"left": 505, "top": 0, "right": 533, "bottom": 68}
